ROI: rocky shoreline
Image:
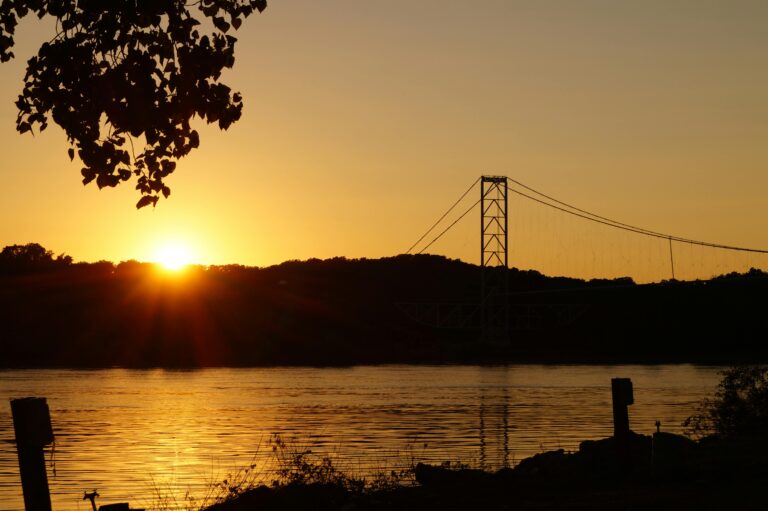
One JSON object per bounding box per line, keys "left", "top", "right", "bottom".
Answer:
{"left": 203, "top": 431, "right": 768, "bottom": 511}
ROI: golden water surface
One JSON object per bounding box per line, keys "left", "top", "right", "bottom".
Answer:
{"left": 0, "top": 365, "right": 720, "bottom": 510}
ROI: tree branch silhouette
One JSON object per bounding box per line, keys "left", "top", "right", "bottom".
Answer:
{"left": 0, "top": 0, "right": 267, "bottom": 208}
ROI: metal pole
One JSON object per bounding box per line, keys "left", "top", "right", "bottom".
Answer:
{"left": 668, "top": 237, "right": 676, "bottom": 280}
{"left": 481, "top": 178, "right": 485, "bottom": 268}
{"left": 503, "top": 181, "right": 508, "bottom": 268}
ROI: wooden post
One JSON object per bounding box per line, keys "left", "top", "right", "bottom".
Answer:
{"left": 611, "top": 378, "right": 634, "bottom": 472}
{"left": 11, "top": 397, "right": 54, "bottom": 511}
{"left": 611, "top": 378, "right": 633, "bottom": 439}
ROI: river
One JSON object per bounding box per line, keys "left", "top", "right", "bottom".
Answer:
{"left": 0, "top": 365, "right": 721, "bottom": 510}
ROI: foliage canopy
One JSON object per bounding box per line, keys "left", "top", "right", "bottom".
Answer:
{"left": 684, "top": 365, "right": 768, "bottom": 439}
{"left": 0, "top": 0, "right": 266, "bottom": 208}
{"left": 0, "top": 242, "right": 71, "bottom": 272}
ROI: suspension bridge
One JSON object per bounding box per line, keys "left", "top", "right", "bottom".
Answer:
{"left": 399, "top": 176, "right": 768, "bottom": 342}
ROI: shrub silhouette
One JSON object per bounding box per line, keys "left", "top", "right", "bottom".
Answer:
{"left": 684, "top": 365, "right": 768, "bottom": 439}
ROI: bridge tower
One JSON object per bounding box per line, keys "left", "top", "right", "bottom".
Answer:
{"left": 481, "top": 176, "right": 509, "bottom": 342}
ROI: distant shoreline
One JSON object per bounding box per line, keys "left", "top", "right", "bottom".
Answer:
{"left": 0, "top": 359, "right": 751, "bottom": 370}
{"left": 2, "top": 254, "right": 767, "bottom": 368}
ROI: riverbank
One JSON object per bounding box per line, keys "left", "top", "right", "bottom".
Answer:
{"left": 203, "top": 432, "right": 768, "bottom": 511}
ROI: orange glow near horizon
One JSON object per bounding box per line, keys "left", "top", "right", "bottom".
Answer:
{"left": 152, "top": 240, "right": 197, "bottom": 271}
{"left": 1, "top": 1, "right": 768, "bottom": 283}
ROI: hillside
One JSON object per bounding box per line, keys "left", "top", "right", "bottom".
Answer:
{"left": 1, "top": 245, "right": 766, "bottom": 367}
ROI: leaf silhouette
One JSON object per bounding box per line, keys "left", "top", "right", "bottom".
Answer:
{"left": 0, "top": 0, "right": 268, "bottom": 207}
{"left": 135, "top": 195, "right": 158, "bottom": 209}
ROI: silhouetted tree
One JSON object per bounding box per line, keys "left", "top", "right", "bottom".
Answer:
{"left": 115, "top": 259, "right": 154, "bottom": 276}
{"left": 0, "top": 0, "right": 267, "bottom": 208}
{"left": 0, "top": 242, "right": 71, "bottom": 273}
{"left": 684, "top": 366, "right": 768, "bottom": 439}
{"left": 72, "top": 260, "right": 115, "bottom": 278}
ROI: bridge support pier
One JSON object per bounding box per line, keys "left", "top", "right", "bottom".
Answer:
{"left": 481, "top": 176, "right": 509, "bottom": 343}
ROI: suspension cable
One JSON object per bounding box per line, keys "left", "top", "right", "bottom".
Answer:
{"left": 406, "top": 177, "right": 480, "bottom": 254}
{"left": 506, "top": 180, "right": 768, "bottom": 254}
{"left": 417, "top": 199, "right": 481, "bottom": 255}
{"left": 507, "top": 177, "right": 670, "bottom": 238}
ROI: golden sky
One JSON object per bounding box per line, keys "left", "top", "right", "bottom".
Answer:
{"left": 1, "top": 1, "right": 767, "bottom": 282}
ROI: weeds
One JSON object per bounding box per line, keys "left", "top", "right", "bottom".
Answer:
{"left": 145, "top": 446, "right": 269, "bottom": 511}
{"left": 145, "top": 434, "right": 427, "bottom": 510}
{"left": 268, "top": 433, "right": 420, "bottom": 492}
{"left": 146, "top": 475, "right": 210, "bottom": 511}
{"left": 209, "top": 459, "right": 265, "bottom": 502}
{"left": 142, "top": 434, "right": 533, "bottom": 510}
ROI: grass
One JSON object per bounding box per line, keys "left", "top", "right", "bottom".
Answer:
{"left": 145, "top": 434, "right": 427, "bottom": 511}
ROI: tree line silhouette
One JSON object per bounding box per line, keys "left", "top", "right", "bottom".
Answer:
{"left": 1, "top": 243, "right": 766, "bottom": 367}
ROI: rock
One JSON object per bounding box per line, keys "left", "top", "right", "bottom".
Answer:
{"left": 513, "top": 449, "right": 569, "bottom": 477}
{"left": 652, "top": 432, "right": 697, "bottom": 473}
{"left": 578, "top": 431, "right": 652, "bottom": 475}
{"left": 414, "top": 462, "right": 492, "bottom": 489}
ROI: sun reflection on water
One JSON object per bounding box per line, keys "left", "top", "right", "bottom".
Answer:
{"left": 0, "top": 366, "right": 721, "bottom": 511}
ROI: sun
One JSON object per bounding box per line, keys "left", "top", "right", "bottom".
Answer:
{"left": 153, "top": 242, "right": 195, "bottom": 271}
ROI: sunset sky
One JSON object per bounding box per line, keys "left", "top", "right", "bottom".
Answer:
{"left": 1, "top": 0, "right": 766, "bottom": 282}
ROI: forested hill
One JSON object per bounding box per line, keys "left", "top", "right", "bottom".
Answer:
{"left": 1, "top": 243, "right": 766, "bottom": 367}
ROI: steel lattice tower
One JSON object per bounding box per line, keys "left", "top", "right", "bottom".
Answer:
{"left": 481, "top": 176, "right": 509, "bottom": 342}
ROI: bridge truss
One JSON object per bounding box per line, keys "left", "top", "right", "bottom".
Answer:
{"left": 480, "top": 176, "right": 509, "bottom": 342}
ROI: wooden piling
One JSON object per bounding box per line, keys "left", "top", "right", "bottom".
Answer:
{"left": 611, "top": 378, "right": 633, "bottom": 439}
{"left": 11, "top": 397, "right": 54, "bottom": 511}
{"left": 611, "top": 378, "right": 634, "bottom": 472}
